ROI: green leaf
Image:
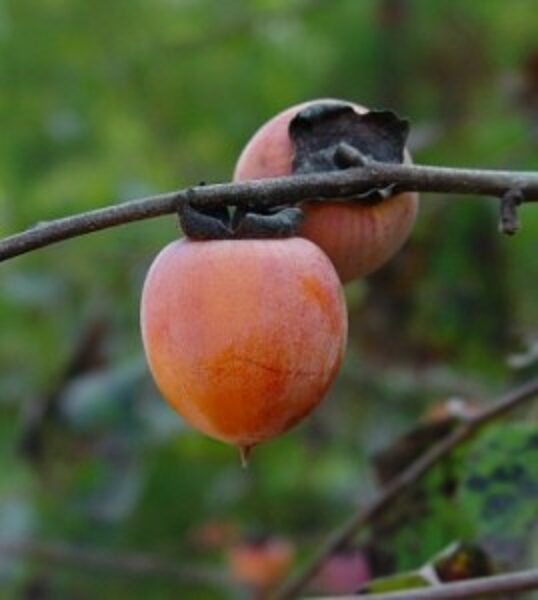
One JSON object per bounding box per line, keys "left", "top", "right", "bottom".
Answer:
{"left": 458, "top": 423, "right": 538, "bottom": 566}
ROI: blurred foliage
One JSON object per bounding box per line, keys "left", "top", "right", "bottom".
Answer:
{"left": 370, "top": 420, "right": 538, "bottom": 575}
{"left": 2, "top": 0, "right": 538, "bottom": 598}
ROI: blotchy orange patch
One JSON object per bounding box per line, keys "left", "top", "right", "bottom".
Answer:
{"left": 190, "top": 335, "right": 318, "bottom": 444}
{"left": 301, "top": 274, "right": 341, "bottom": 335}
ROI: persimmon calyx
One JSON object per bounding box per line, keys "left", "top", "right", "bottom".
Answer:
{"left": 289, "top": 101, "right": 409, "bottom": 202}
{"left": 178, "top": 202, "right": 304, "bottom": 241}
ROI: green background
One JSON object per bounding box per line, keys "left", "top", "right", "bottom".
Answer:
{"left": 1, "top": 0, "right": 538, "bottom": 597}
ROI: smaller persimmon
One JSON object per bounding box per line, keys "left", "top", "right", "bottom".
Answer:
{"left": 140, "top": 235, "right": 347, "bottom": 462}
{"left": 233, "top": 99, "right": 419, "bottom": 283}
{"left": 229, "top": 537, "right": 295, "bottom": 591}
{"left": 190, "top": 519, "right": 240, "bottom": 551}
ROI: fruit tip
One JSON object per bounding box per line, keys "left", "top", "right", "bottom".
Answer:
{"left": 238, "top": 445, "right": 253, "bottom": 469}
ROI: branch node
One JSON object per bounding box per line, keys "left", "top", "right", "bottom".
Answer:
{"left": 333, "top": 142, "right": 370, "bottom": 168}
{"left": 499, "top": 189, "right": 523, "bottom": 236}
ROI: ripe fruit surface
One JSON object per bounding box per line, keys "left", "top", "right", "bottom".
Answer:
{"left": 140, "top": 237, "right": 347, "bottom": 451}
{"left": 233, "top": 99, "right": 419, "bottom": 283}
{"left": 229, "top": 538, "right": 295, "bottom": 589}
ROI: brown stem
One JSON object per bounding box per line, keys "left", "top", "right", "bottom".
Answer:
{"left": 275, "top": 377, "right": 538, "bottom": 599}
{"left": 2, "top": 163, "right": 538, "bottom": 261}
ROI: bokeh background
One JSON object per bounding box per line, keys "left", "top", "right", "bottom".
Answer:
{"left": 2, "top": 0, "right": 538, "bottom": 598}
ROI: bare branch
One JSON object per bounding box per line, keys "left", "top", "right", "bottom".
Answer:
{"left": 2, "top": 163, "right": 538, "bottom": 262}
{"left": 275, "top": 377, "right": 538, "bottom": 599}
{"left": 0, "top": 540, "right": 234, "bottom": 591}
{"left": 314, "top": 568, "right": 538, "bottom": 600}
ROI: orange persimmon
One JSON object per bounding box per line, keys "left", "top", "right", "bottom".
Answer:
{"left": 229, "top": 537, "right": 295, "bottom": 590}
{"left": 140, "top": 237, "right": 347, "bottom": 460}
{"left": 233, "top": 99, "right": 418, "bottom": 283}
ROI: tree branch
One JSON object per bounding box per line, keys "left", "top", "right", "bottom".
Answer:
{"left": 275, "top": 377, "right": 538, "bottom": 599}
{"left": 2, "top": 163, "right": 538, "bottom": 262}
{"left": 314, "top": 568, "right": 538, "bottom": 600}
{"left": 0, "top": 540, "right": 234, "bottom": 591}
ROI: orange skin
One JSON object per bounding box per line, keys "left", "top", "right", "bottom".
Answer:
{"left": 233, "top": 99, "right": 419, "bottom": 283}
{"left": 229, "top": 538, "right": 295, "bottom": 590}
{"left": 190, "top": 519, "right": 240, "bottom": 551}
{"left": 140, "top": 237, "right": 347, "bottom": 455}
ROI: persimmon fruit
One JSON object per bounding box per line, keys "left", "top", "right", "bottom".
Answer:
{"left": 140, "top": 236, "right": 347, "bottom": 462}
{"left": 233, "top": 99, "right": 419, "bottom": 283}
{"left": 229, "top": 537, "right": 295, "bottom": 590}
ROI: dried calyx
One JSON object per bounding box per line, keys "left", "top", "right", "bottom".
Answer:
{"left": 181, "top": 102, "right": 409, "bottom": 240}
{"left": 290, "top": 101, "right": 410, "bottom": 201}
{"left": 179, "top": 202, "right": 304, "bottom": 240}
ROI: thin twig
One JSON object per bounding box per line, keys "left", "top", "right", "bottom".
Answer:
{"left": 275, "top": 377, "right": 538, "bottom": 599}
{"left": 313, "top": 568, "right": 538, "bottom": 600}
{"left": 0, "top": 540, "right": 234, "bottom": 591}
{"left": 2, "top": 163, "right": 538, "bottom": 262}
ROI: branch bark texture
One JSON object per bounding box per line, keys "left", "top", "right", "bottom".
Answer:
{"left": 2, "top": 163, "right": 538, "bottom": 262}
